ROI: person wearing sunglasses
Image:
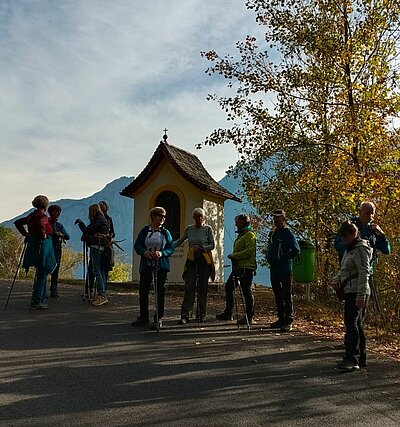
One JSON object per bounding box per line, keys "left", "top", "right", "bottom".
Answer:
{"left": 131, "top": 206, "right": 174, "bottom": 329}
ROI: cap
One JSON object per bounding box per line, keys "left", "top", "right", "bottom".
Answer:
{"left": 272, "top": 209, "right": 286, "bottom": 217}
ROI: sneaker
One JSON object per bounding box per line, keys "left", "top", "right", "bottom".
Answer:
{"left": 178, "top": 317, "right": 189, "bottom": 325}
{"left": 150, "top": 319, "right": 162, "bottom": 330}
{"left": 30, "top": 302, "right": 49, "bottom": 310}
{"left": 216, "top": 312, "right": 233, "bottom": 321}
{"left": 337, "top": 359, "right": 360, "bottom": 371}
{"left": 280, "top": 323, "right": 292, "bottom": 332}
{"left": 131, "top": 317, "right": 150, "bottom": 326}
{"left": 91, "top": 295, "right": 109, "bottom": 306}
{"left": 270, "top": 319, "right": 284, "bottom": 329}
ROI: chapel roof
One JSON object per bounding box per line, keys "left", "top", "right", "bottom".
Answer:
{"left": 120, "top": 140, "right": 241, "bottom": 202}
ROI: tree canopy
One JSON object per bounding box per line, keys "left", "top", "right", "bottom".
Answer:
{"left": 201, "top": 0, "right": 400, "bottom": 322}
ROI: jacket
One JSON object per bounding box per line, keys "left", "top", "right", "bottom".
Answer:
{"left": 335, "top": 238, "right": 372, "bottom": 299}
{"left": 229, "top": 227, "right": 257, "bottom": 271}
{"left": 77, "top": 214, "right": 109, "bottom": 247}
{"left": 14, "top": 211, "right": 56, "bottom": 273}
{"left": 266, "top": 226, "right": 300, "bottom": 274}
{"left": 334, "top": 216, "right": 390, "bottom": 264}
{"left": 134, "top": 226, "right": 174, "bottom": 273}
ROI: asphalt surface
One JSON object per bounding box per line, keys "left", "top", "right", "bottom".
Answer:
{"left": 1, "top": 280, "right": 399, "bottom": 427}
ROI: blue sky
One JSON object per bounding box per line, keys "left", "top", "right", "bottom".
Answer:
{"left": 0, "top": 0, "right": 265, "bottom": 221}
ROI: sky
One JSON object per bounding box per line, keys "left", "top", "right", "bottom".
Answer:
{"left": 0, "top": 0, "right": 266, "bottom": 222}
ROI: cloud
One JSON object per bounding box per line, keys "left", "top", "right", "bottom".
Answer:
{"left": 0, "top": 0, "right": 263, "bottom": 221}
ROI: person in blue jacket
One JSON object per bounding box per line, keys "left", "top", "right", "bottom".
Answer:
{"left": 266, "top": 209, "right": 300, "bottom": 332}
{"left": 75, "top": 204, "right": 110, "bottom": 306}
{"left": 131, "top": 206, "right": 174, "bottom": 330}
{"left": 334, "top": 201, "right": 390, "bottom": 264}
{"left": 48, "top": 204, "right": 70, "bottom": 298}
{"left": 334, "top": 201, "right": 390, "bottom": 312}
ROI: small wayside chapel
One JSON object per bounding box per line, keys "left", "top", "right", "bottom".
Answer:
{"left": 120, "top": 133, "right": 240, "bottom": 284}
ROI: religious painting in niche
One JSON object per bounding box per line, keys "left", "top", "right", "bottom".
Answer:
{"left": 155, "top": 190, "right": 180, "bottom": 240}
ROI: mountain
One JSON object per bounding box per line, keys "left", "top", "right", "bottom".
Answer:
{"left": 1, "top": 176, "right": 134, "bottom": 257}
{"left": 2, "top": 175, "right": 270, "bottom": 285}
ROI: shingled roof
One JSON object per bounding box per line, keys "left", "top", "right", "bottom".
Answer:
{"left": 120, "top": 141, "right": 241, "bottom": 202}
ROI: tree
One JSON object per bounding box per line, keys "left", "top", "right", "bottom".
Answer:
{"left": 108, "top": 250, "right": 132, "bottom": 282}
{"left": 59, "top": 247, "right": 82, "bottom": 279}
{"left": 0, "top": 226, "right": 25, "bottom": 279}
{"left": 201, "top": 0, "right": 400, "bottom": 322}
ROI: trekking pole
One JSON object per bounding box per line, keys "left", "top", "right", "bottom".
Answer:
{"left": 82, "top": 241, "right": 90, "bottom": 302}
{"left": 4, "top": 240, "right": 27, "bottom": 310}
{"left": 195, "top": 254, "right": 201, "bottom": 324}
{"left": 232, "top": 262, "right": 250, "bottom": 331}
{"left": 232, "top": 271, "right": 240, "bottom": 331}
{"left": 151, "top": 253, "right": 160, "bottom": 333}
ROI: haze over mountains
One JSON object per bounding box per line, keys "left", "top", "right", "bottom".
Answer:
{"left": 1, "top": 175, "right": 270, "bottom": 285}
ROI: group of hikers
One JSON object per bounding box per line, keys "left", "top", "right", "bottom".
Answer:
{"left": 14, "top": 196, "right": 114, "bottom": 308}
{"left": 13, "top": 196, "right": 390, "bottom": 372}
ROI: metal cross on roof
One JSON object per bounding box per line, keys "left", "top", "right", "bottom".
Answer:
{"left": 163, "top": 128, "right": 168, "bottom": 141}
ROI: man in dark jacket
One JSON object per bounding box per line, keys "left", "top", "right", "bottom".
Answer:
{"left": 266, "top": 209, "right": 300, "bottom": 332}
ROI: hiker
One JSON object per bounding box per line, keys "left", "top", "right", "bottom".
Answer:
{"left": 75, "top": 204, "right": 110, "bottom": 306}
{"left": 331, "top": 221, "right": 372, "bottom": 371}
{"left": 131, "top": 207, "right": 174, "bottom": 330}
{"left": 216, "top": 214, "right": 257, "bottom": 325}
{"left": 48, "top": 204, "right": 70, "bottom": 298}
{"left": 334, "top": 201, "right": 390, "bottom": 311}
{"left": 266, "top": 209, "right": 300, "bottom": 332}
{"left": 334, "top": 201, "right": 390, "bottom": 262}
{"left": 174, "top": 207, "right": 215, "bottom": 324}
{"left": 99, "top": 200, "right": 115, "bottom": 283}
{"left": 14, "top": 195, "right": 57, "bottom": 310}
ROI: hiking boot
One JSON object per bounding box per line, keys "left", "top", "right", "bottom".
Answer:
{"left": 280, "top": 323, "right": 293, "bottom": 332}
{"left": 30, "top": 302, "right": 49, "bottom": 310}
{"left": 337, "top": 359, "right": 360, "bottom": 371}
{"left": 178, "top": 317, "right": 189, "bottom": 325}
{"left": 238, "top": 316, "right": 254, "bottom": 325}
{"left": 150, "top": 319, "right": 162, "bottom": 330}
{"left": 131, "top": 317, "right": 150, "bottom": 326}
{"left": 216, "top": 312, "right": 233, "bottom": 321}
{"left": 91, "top": 295, "right": 109, "bottom": 306}
{"left": 270, "top": 319, "right": 284, "bottom": 329}
{"left": 359, "top": 356, "right": 367, "bottom": 368}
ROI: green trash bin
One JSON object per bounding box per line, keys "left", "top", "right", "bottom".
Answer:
{"left": 293, "top": 240, "right": 315, "bottom": 283}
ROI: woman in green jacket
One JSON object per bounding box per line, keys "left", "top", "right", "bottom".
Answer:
{"left": 216, "top": 214, "right": 257, "bottom": 324}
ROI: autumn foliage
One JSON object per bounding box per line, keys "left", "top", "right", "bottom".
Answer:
{"left": 201, "top": 0, "right": 400, "bottom": 332}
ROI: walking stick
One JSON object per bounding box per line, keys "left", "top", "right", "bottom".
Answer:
{"left": 195, "top": 254, "right": 201, "bottom": 324}
{"left": 4, "top": 240, "right": 27, "bottom": 310}
{"left": 232, "top": 262, "right": 250, "bottom": 331}
{"left": 151, "top": 254, "right": 160, "bottom": 333}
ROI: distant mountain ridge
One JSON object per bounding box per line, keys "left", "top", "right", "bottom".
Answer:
{"left": 1, "top": 176, "right": 134, "bottom": 256}
{"left": 1, "top": 175, "right": 270, "bottom": 285}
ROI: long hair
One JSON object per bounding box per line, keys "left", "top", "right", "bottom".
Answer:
{"left": 88, "top": 204, "right": 104, "bottom": 220}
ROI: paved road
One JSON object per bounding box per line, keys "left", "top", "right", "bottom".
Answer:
{"left": 1, "top": 280, "right": 399, "bottom": 426}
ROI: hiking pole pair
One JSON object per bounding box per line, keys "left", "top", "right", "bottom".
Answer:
{"left": 231, "top": 262, "right": 250, "bottom": 331}
{"left": 4, "top": 240, "right": 28, "bottom": 310}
